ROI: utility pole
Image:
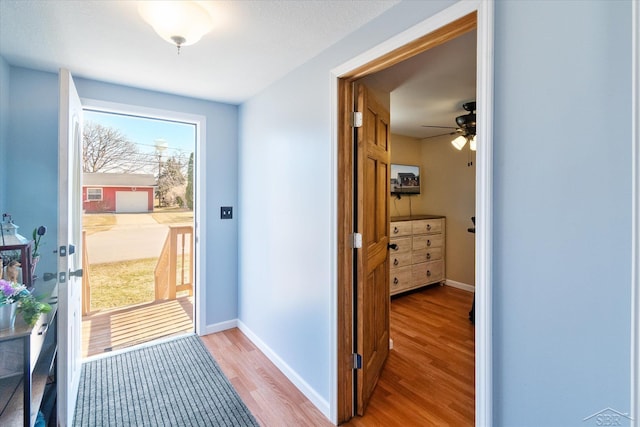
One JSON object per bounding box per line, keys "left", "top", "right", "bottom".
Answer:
{"left": 154, "top": 139, "right": 168, "bottom": 207}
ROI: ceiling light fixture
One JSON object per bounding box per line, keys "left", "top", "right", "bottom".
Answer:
{"left": 451, "top": 135, "right": 468, "bottom": 150}
{"left": 450, "top": 101, "right": 477, "bottom": 151}
{"left": 451, "top": 134, "right": 477, "bottom": 151}
{"left": 138, "top": 1, "right": 214, "bottom": 54}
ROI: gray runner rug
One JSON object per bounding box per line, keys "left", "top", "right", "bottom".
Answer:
{"left": 73, "top": 334, "right": 260, "bottom": 427}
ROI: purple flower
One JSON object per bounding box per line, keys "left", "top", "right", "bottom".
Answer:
{"left": 0, "top": 279, "right": 27, "bottom": 305}
{"left": 0, "top": 279, "right": 15, "bottom": 297}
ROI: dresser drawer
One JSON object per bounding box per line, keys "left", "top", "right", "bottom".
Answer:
{"left": 389, "top": 236, "right": 411, "bottom": 254}
{"left": 390, "top": 266, "right": 412, "bottom": 293}
{"left": 412, "top": 218, "right": 443, "bottom": 235}
{"left": 390, "top": 221, "right": 413, "bottom": 237}
{"left": 412, "top": 247, "right": 443, "bottom": 264}
{"left": 412, "top": 260, "right": 444, "bottom": 285}
{"left": 389, "top": 252, "right": 412, "bottom": 269}
{"left": 412, "top": 234, "right": 444, "bottom": 251}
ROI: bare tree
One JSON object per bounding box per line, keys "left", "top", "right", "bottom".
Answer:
{"left": 83, "top": 121, "right": 148, "bottom": 173}
{"left": 157, "top": 156, "right": 186, "bottom": 206}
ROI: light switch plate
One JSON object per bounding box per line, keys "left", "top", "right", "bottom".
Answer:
{"left": 221, "top": 206, "right": 233, "bottom": 219}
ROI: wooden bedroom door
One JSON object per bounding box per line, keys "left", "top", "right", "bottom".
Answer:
{"left": 354, "top": 83, "right": 391, "bottom": 415}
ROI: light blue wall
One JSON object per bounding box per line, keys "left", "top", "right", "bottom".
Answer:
{"left": 239, "top": 0, "right": 633, "bottom": 424}
{"left": 74, "top": 78, "right": 240, "bottom": 326}
{"left": 493, "top": 1, "right": 632, "bottom": 425}
{"left": 2, "top": 66, "right": 239, "bottom": 326}
{"left": 5, "top": 67, "right": 59, "bottom": 278}
{"left": 0, "top": 56, "right": 9, "bottom": 208}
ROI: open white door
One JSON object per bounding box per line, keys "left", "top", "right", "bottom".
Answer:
{"left": 57, "top": 68, "right": 83, "bottom": 426}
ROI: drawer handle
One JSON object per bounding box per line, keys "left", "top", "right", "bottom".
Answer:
{"left": 426, "top": 253, "right": 431, "bottom": 260}
{"left": 427, "top": 240, "right": 431, "bottom": 246}
{"left": 393, "top": 277, "right": 399, "bottom": 284}
{"left": 393, "top": 259, "right": 399, "bottom": 266}
{"left": 388, "top": 243, "right": 398, "bottom": 251}
{"left": 38, "top": 323, "right": 49, "bottom": 336}
{"left": 426, "top": 224, "right": 431, "bottom": 231}
{"left": 393, "top": 226, "right": 399, "bottom": 234}
{"left": 426, "top": 270, "right": 432, "bottom": 277}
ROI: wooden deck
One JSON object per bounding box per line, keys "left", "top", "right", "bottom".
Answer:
{"left": 82, "top": 296, "right": 194, "bottom": 358}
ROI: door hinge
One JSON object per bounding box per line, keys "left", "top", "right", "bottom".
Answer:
{"left": 351, "top": 233, "right": 362, "bottom": 249}
{"left": 353, "top": 353, "right": 362, "bottom": 370}
{"left": 352, "top": 111, "right": 363, "bottom": 128}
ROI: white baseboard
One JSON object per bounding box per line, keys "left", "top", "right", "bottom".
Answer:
{"left": 237, "top": 320, "right": 331, "bottom": 420}
{"left": 445, "top": 279, "right": 475, "bottom": 293}
{"left": 203, "top": 319, "right": 238, "bottom": 335}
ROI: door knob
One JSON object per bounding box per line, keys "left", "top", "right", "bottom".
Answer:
{"left": 69, "top": 268, "right": 83, "bottom": 278}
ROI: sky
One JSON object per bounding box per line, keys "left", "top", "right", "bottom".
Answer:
{"left": 84, "top": 109, "right": 196, "bottom": 165}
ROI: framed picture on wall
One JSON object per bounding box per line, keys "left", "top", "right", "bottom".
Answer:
{"left": 390, "top": 164, "right": 421, "bottom": 195}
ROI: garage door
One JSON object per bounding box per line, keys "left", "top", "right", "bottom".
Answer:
{"left": 115, "top": 191, "right": 148, "bottom": 213}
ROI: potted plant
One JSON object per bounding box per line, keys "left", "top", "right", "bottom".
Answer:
{"left": 0, "top": 276, "right": 51, "bottom": 330}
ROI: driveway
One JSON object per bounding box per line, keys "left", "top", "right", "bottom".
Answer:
{"left": 85, "top": 213, "right": 170, "bottom": 264}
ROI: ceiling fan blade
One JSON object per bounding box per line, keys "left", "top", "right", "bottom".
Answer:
{"left": 420, "top": 125, "right": 458, "bottom": 129}
{"left": 422, "top": 131, "right": 458, "bottom": 139}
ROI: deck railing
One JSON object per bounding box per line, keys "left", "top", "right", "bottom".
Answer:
{"left": 82, "top": 230, "right": 91, "bottom": 316}
{"left": 154, "top": 225, "right": 194, "bottom": 300}
{"left": 81, "top": 225, "right": 194, "bottom": 315}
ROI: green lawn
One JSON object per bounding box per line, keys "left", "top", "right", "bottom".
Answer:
{"left": 84, "top": 209, "right": 194, "bottom": 312}
{"left": 82, "top": 213, "right": 116, "bottom": 235}
{"left": 89, "top": 258, "right": 156, "bottom": 311}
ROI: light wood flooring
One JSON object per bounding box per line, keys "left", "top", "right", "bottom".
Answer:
{"left": 82, "top": 296, "right": 194, "bottom": 358}
{"left": 202, "top": 285, "right": 475, "bottom": 426}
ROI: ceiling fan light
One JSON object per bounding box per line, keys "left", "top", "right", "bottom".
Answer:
{"left": 138, "top": 1, "right": 214, "bottom": 48}
{"left": 470, "top": 135, "right": 477, "bottom": 151}
{"left": 451, "top": 135, "right": 467, "bottom": 150}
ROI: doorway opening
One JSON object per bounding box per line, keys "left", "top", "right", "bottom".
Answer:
{"left": 80, "top": 108, "right": 197, "bottom": 358}
{"left": 351, "top": 26, "right": 477, "bottom": 424}
{"left": 335, "top": 4, "right": 493, "bottom": 424}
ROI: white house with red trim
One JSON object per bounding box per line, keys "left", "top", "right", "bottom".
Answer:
{"left": 83, "top": 173, "right": 156, "bottom": 213}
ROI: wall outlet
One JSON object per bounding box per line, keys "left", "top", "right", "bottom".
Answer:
{"left": 221, "top": 206, "right": 233, "bottom": 219}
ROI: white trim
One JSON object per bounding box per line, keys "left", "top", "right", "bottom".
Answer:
{"left": 330, "top": 1, "right": 494, "bottom": 425}
{"left": 631, "top": 0, "right": 639, "bottom": 425}
{"left": 237, "top": 320, "right": 331, "bottom": 420}
{"left": 82, "top": 332, "right": 196, "bottom": 362}
{"left": 445, "top": 279, "right": 475, "bottom": 293}
{"left": 204, "top": 319, "right": 238, "bottom": 335}
{"left": 329, "top": 70, "right": 339, "bottom": 424}
{"left": 80, "top": 98, "right": 208, "bottom": 336}
{"left": 475, "top": 1, "right": 494, "bottom": 426}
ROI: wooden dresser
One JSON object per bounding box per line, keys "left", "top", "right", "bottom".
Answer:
{"left": 389, "top": 215, "right": 446, "bottom": 296}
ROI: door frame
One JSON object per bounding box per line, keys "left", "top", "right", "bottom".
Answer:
{"left": 331, "top": 1, "right": 494, "bottom": 424}
{"left": 80, "top": 98, "right": 207, "bottom": 335}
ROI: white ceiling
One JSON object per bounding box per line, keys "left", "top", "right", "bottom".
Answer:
{"left": 0, "top": 0, "right": 476, "bottom": 138}
{"left": 363, "top": 30, "right": 477, "bottom": 139}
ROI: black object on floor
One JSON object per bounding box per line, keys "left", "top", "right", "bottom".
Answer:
{"left": 469, "top": 294, "right": 475, "bottom": 324}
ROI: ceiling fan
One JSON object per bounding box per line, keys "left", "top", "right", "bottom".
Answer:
{"left": 422, "top": 101, "right": 477, "bottom": 151}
